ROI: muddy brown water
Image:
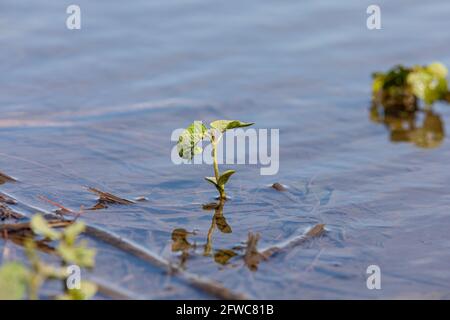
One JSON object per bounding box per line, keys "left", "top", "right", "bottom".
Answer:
{"left": 1, "top": 0, "right": 450, "bottom": 299}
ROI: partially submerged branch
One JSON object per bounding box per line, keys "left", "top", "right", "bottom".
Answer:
{"left": 1, "top": 191, "right": 245, "bottom": 299}
{"left": 0, "top": 171, "right": 15, "bottom": 185}
{"left": 241, "top": 224, "right": 326, "bottom": 271}
{"left": 85, "top": 225, "right": 246, "bottom": 300}
{"left": 0, "top": 192, "right": 17, "bottom": 205}
{"left": 87, "top": 187, "right": 134, "bottom": 210}
{"left": 0, "top": 203, "right": 25, "bottom": 220}
{"left": 261, "top": 223, "right": 326, "bottom": 258}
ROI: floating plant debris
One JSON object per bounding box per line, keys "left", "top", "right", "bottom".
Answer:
{"left": 371, "top": 62, "right": 450, "bottom": 148}
{"left": 87, "top": 187, "right": 134, "bottom": 210}
{"left": 0, "top": 219, "right": 71, "bottom": 233}
{"left": 304, "top": 223, "right": 326, "bottom": 238}
{"left": 372, "top": 62, "right": 450, "bottom": 107}
{"left": 38, "top": 195, "right": 77, "bottom": 217}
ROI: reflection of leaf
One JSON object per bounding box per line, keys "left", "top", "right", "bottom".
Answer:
{"left": 210, "top": 120, "right": 254, "bottom": 133}
{"left": 30, "top": 215, "right": 61, "bottom": 240}
{"left": 202, "top": 202, "right": 220, "bottom": 210}
{"left": 410, "top": 111, "right": 445, "bottom": 148}
{"left": 0, "top": 262, "right": 29, "bottom": 300}
{"left": 214, "top": 215, "right": 232, "bottom": 234}
{"left": 171, "top": 228, "right": 193, "bottom": 252}
{"left": 214, "top": 250, "right": 237, "bottom": 265}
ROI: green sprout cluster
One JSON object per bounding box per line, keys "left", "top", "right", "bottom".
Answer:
{"left": 177, "top": 120, "right": 253, "bottom": 200}
{"left": 372, "top": 62, "right": 450, "bottom": 106}
{"left": 0, "top": 215, "right": 96, "bottom": 300}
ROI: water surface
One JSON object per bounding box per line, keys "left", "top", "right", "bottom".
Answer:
{"left": 1, "top": 0, "right": 450, "bottom": 299}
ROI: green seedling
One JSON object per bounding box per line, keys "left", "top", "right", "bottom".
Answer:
{"left": 0, "top": 214, "right": 96, "bottom": 300}
{"left": 177, "top": 120, "right": 254, "bottom": 200}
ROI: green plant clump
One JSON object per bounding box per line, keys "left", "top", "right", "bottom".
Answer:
{"left": 372, "top": 62, "right": 450, "bottom": 106}
{"left": 177, "top": 120, "right": 253, "bottom": 200}
{"left": 0, "top": 215, "right": 96, "bottom": 300}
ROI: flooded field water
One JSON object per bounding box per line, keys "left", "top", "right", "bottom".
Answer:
{"left": 1, "top": 0, "right": 450, "bottom": 299}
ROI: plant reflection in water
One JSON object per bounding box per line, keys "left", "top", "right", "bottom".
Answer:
{"left": 171, "top": 199, "right": 265, "bottom": 271}
{"left": 370, "top": 98, "right": 445, "bottom": 148}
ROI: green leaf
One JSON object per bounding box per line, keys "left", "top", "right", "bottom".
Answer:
{"left": 382, "top": 65, "right": 410, "bottom": 89}
{"left": 407, "top": 68, "right": 448, "bottom": 105}
{"left": 0, "top": 262, "right": 29, "bottom": 300}
{"left": 372, "top": 73, "right": 385, "bottom": 94}
{"left": 204, "top": 176, "right": 218, "bottom": 187}
{"left": 30, "top": 214, "right": 61, "bottom": 240}
{"left": 210, "top": 120, "right": 254, "bottom": 133}
{"left": 217, "top": 170, "right": 235, "bottom": 186}
{"left": 58, "top": 281, "right": 97, "bottom": 300}
{"left": 177, "top": 121, "right": 208, "bottom": 160}
{"left": 38, "top": 263, "right": 68, "bottom": 279}
{"left": 63, "top": 221, "right": 86, "bottom": 246}
{"left": 205, "top": 176, "right": 224, "bottom": 193}
{"left": 426, "top": 62, "right": 448, "bottom": 79}
{"left": 57, "top": 241, "right": 96, "bottom": 268}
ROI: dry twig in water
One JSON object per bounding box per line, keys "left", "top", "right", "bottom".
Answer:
{"left": 0, "top": 171, "right": 15, "bottom": 184}
{"left": 1, "top": 195, "right": 245, "bottom": 300}
{"left": 0, "top": 203, "right": 24, "bottom": 220}
{"left": 261, "top": 224, "right": 326, "bottom": 258}
{"left": 87, "top": 187, "right": 134, "bottom": 210}
{"left": 0, "top": 192, "right": 17, "bottom": 205}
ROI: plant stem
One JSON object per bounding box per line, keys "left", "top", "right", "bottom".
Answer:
{"left": 211, "top": 134, "right": 226, "bottom": 199}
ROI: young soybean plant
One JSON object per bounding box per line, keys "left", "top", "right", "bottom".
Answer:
{"left": 177, "top": 120, "right": 254, "bottom": 200}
